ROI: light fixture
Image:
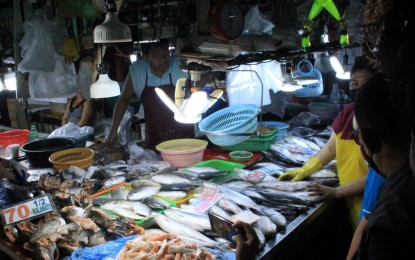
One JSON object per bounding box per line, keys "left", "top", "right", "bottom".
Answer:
{"left": 330, "top": 56, "right": 350, "bottom": 80}
{"left": 339, "top": 29, "right": 349, "bottom": 47}
{"left": 4, "top": 69, "right": 16, "bottom": 90}
{"left": 93, "top": 1, "right": 132, "bottom": 43}
{"left": 155, "top": 79, "right": 224, "bottom": 124}
{"left": 90, "top": 64, "right": 120, "bottom": 98}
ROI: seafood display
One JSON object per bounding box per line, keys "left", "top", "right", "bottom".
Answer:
{"left": 0, "top": 126, "right": 339, "bottom": 259}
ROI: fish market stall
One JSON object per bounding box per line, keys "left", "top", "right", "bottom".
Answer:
{"left": 0, "top": 123, "right": 344, "bottom": 260}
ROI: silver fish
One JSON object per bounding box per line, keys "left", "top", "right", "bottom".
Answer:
{"left": 218, "top": 199, "right": 243, "bottom": 214}
{"left": 92, "top": 196, "right": 112, "bottom": 206}
{"left": 110, "top": 207, "right": 148, "bottom": 220}
{"left": 164, "top": 207, "right": 211, "bottom": 231}
{"left": 151, "top": 174, "right": 192, "bottom": 185}
{"left": 143, "top": 196, "right": 171, "bottom": 210}
{"left": 185, "top": 166, "right": 219, "bottom": 174}
{"left": 101, "top": 200, "right": 152, "bottom": 216}
{"left": 257, "top": 180, "right": 310, "bottom": 191}
{"left": 160, "top": 183, "right": 199, "bottom": 192}
{"left": 242, "top": 189, "right": 268, "bottom": 201}
{"left": 110, "top": 186, "right": 129, "bottom": 200}
{"left": 220, "top": 186, "right": 262, "bottom": 213}
{"left": 209, "top": 205, "right": 231, "bottom": 219}
{"left": 152, "top": 213, "right": 218, "bottom": 245}
{"left": 223, "top": 181, "right": 254, "bottom": 189}
{"left": 310, "top": 169, "right": 337, "bottom": 178}
{"left": 261, "top": 206, "right": 287, "bottom": 229}
{"left": 127, "top": 185, "right": 160, "bottom": 200}
{"left": 253, "top": 216, "right": 277, "bottom": 239}
{"left": 103, "top": 176, "right": 126, "bottom": 187}
{"left": 130, "top": 179, "right": 161, "bottom": 188}
{"left": 155, "top": 191, "right": 187, "bottom": 200}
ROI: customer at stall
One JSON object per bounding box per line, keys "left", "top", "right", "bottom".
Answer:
{"left": 279, "top": 60, "right": 377, "bottom": 228}
{"left": 106, "top": 39, "right": 196, "bottom": 150}
{"left": 232, "top": 221, "right": 260, "bottom": 260}
{"left": 352, "top": 76, "right": 415, "bottom": 259}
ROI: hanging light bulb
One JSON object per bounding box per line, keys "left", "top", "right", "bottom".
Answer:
{"left": 93, "top": 0, "right": 132, "bottom": 43}
{"left": 302, "top": 33, "right": 311, "bottom": 50}
{"left": 339, "top": 29, "right": 349, "bottom": 48}
{"left": 155, "top": 79, "right": 224, "bottom": 124}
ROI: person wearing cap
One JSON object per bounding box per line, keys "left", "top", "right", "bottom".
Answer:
{"left": 62, "top": 57, "right": 95, "bottom": 127}
{"left": 106, "top": 38, "right": 197, "bottom": 150}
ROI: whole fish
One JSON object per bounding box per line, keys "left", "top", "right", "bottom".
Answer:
{"left": 284, "top": 136, "right": 320, "bottom": 153}
{"left": 256, "top": 187, "right": 311, "bottom": 207}
{"left": 143, "top": 196, "right": 171, "bottom": 210}
{"left": 185, "top": 166, "right": 219, "bottom": 174}
{"left": 261, "top": 206, "right": 287, "bottom": 229}
{"left": 218, "top": 199, "right": 243, "bottom": 214}
{"left": 110, "top": 186, "right": 129, "bottom": 200}
{"left": 130, "top": 179, "right": 161, "bottom": 188}
{"left": 92, "top": 196, "right": 112, "bottom": 206}
{"left": 241, "top": 189, "right": 268, "bottom": 201}
{"left": 253, "top": 216, "right": 277, "bottom": 239}
{"left": 209, "top": 205, "right": 231, "bottom": 219}
{"left": 155, "top": 191, "right": 187, "bottom": 200}
{"left": 128, "top": 185, "right": 160, "bottom": 200}
{"left": 164, "top": 207, "right": 211, "bottom": 231}
{"left": 256, "top": 180, "right": 310, "bottom": 191}
{"left": 152, "top": 213, "right": 218, "bottom": 245}
{"left": 223, "top": 181, "right": 254, "bottom": 189}
{"left": 103, "top": 176, "right": 126, "bottom": 188}
{"left": 160, "top": 183, "right": 199, "bottom": 192}
{"left": 307, "top": 136, "right": 327, "bottom": 148}
{"left": 151, "top": 174, "right": 192, "bottom": 185}
{"left": 100, "top": 200, "right": 152, "bottom": 216}
{"left": 197, "top": 171, "right": 229, "bottom": 180}
{"left": 220, "top": 186, "right": 262, "bottom": 213}
{"left": 110, "top": 207, "right": 148, "bottom": 220}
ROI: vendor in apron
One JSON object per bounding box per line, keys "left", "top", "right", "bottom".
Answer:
{"left": 279, "top": 59, "right": 378, "bottom": 229}
{"left": 106, "top": 39, "right": 194, "bottom": 150}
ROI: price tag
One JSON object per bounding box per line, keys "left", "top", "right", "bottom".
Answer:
{"left": 190, "top": 184, "right": 223, "bottom": 213}
{"left": 1, "top": 195, "right": 55, "bottom": 225}
{"left": 245, "top": 170, "right": 267, "bottom": 183}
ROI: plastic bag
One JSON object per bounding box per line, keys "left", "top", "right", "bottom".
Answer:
{"left": 71, "top": 235, "right": 137, "bottom": 260}
{"left": 107, "top": 109, "right": 133, "bottom": 146}
{"left": 28, "top": 56, "right": 77, "bottom": 99}
{"left": 18, "top": 9, "right": 56, "bottom": 73}
{"left": 48, "top": 122, "right": 94, "bottom": 139}
{"left": 226, "top": 63, "right": 271, "bottom": 107}
{"left": 242, "top": 5, "right": 275, "bottom": 35}
{"left": 289, "top": 111, "right": 322, "bottom": 128}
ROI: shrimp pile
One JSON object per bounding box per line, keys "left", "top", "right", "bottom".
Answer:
{"left": 117, "top": 232, "right": 217, "bottom": 260}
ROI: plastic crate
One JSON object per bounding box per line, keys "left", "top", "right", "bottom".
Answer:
{"left": 220, "top": 129, "right": 278, "bottom": 152}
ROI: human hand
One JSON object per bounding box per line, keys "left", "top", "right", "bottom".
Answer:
{"left": 278, "top": 168, "right": 307, "bottom": 181}
{"left": 231, "top": 221, "right": 260, "bottom": 260}
{"left": 306, "top": 181, "right": 337, "bottom": 201}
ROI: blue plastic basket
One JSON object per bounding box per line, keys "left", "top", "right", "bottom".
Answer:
{"left": 292, "top": 60, "right": 323, "bottom": 98}
{"left": 198, "top": 104, "right": 259, "bottom": 146}
{"left": 259, "top": 121, "right": 289, "bottom": 141}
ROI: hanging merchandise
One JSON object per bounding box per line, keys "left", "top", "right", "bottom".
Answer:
{"left": 242, "top": 5, "right": 275, "bottom": 36}
{"left": 308, "top": 0, "right": 340, "bottom": 21}
{"left": 18, "top": 9, "right": 56, "bottom": 73}
{"left": 292, "top": 60, "right": 323, "bottom": 98}
{"left": 29, "top": 56, "right": 77, "bottom": 99}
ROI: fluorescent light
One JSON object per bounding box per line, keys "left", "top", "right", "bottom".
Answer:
{"left": 294, "top": 76, "right": 319, "bottom": 85}
{"left": 330, "top": 56, "right": 350, "bottom": 79}
{"left": 90, "top": 74, "right": 120, "bottom": 98}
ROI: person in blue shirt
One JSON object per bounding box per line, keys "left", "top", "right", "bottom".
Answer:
{"left": 106, "top": 39, "right": 196, "bottom": 149}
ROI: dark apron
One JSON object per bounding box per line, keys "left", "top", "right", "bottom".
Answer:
{"left": 140, "top": 72, "right": 195, "bottom": 150}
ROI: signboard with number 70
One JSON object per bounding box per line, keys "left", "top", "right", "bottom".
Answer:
{"left": 0, "top": 195, "right": 55, "bottom": 226}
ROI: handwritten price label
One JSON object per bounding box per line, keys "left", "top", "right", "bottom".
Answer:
{"left": 1, "top": 195, "right": 55, "bottom": 225}
{"left": 245, "top": 170, "right": 266, "bottom": 183}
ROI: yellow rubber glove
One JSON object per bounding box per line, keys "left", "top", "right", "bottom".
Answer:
{"left": 278, "top": 157, "right": 323, "bottom": 181}
{"left": 63, "top": 37, "right": 79, "bottom": 64}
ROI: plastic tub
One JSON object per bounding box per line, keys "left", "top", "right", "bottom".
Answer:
{"left": 0, "top": 129, "right": 30, "bottom": 148}
{"left": 156, "top": 139, "right": 208, "bottom": 168}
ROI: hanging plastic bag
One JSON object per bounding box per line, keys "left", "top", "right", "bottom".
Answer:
{"left": 242, "top": 5, "right": 275, "bottom": 35}
{"left": 18, "top": 9, "right": 56, "bottom": 73}
{"left": 226, "top": 63, "right": 271, "bottom": 107}
{"left": 28, "top": 56, "right": 77, "bottom": 98}
{"left": 292, "top": 60, "right": 323, "bottom": 97}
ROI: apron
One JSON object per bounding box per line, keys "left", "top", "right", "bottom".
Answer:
{"left": 336, "top": 133, "right": 369, "bottom": 229}
{"left": 140, "top": 72, "right": 194, "bottom": 150}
